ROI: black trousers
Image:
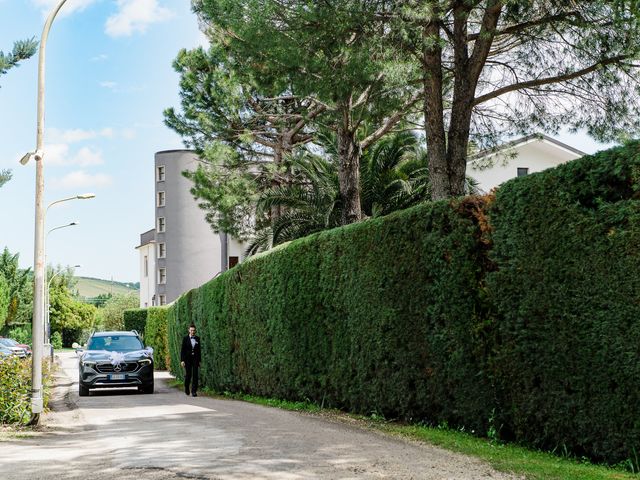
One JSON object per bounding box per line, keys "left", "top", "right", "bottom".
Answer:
{"left": 184, "top": 361, "right": 199, "bottom": 394}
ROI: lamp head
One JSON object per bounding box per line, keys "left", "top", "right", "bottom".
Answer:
{"left": 20, "top": 150, "right": 43, "bottom": 165}
{"left": 77, "top": 193, "right": 96, "bottom": 199}
{"left": 19, "top": 152, "right": 32, "bottom": 165}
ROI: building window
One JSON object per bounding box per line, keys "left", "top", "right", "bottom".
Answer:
{"left": 157, "top": 217, "right": 165, "bottom": 233}
{"left": 229, "top": 256, "right": 239, "bottom": 269}
{"left": 157, "top": 191, "right": 165, "bottom": 207}
{"left": 144, "top": 255, "right": 148, "bottom": 277}
{"left": 517, "top": 167, "right": 529, "bottom": 177}
{"left": 158, "top": 243, "right": 166, "bottom": 258}
{"left": 157, "top": 165, "right": 165, "bottom": 182}
{"left": 159, "top": 295, "right": 166, "bottom": 306}
{"left": 158, "top": 268, "right": 166, "bottom": 284}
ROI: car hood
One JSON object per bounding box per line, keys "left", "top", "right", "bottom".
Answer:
{"left": 81, "top": 348, "right": 153, "bottom": 365}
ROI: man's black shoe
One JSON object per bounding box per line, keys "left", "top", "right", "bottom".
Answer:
{"left": 185, "top": 391, "right": 190, "bottom": 396}
{"left": 192, "top": 393, "right": 198, "bottom": 397}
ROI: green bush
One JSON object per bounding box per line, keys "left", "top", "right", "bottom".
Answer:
{"left": 145, "top": 307, "right": 169, "bottom": 369}
{"left": 0, "top": 356, "right": 50, "bottom": 424}
{"left": 123, "top": 308, "right": 148, "bottom": 337}
{"left": 487, "top": 141, "right": 640, "bottom": 467}
{"left": 3, "top": 324, "right": 31, "bottom": 345}
{"left": 51, "top": 331, "right": 62, "bottom": 350}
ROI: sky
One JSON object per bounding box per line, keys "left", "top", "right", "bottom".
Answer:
{"left": 0, "top": 1, "right": 618, "bottom": 284}
{"left": 0, "top": 0, "right": 206, "bottom": 283}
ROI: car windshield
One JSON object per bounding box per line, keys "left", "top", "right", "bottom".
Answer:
{"left": 0, "top": 338, "right": 17, "bottom": 347}
{"left": 87, "top": 335, "right": 144, "bottom": 352}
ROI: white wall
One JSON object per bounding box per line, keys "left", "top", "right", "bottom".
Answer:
{"left": 137, "top": 242, "right": 156, "bottom": 308}
{"left": 468, "top": 138, "right": 584, "bottom": 193}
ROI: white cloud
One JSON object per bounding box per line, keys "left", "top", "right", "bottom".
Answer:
{"left": 105, "top": 0, "right": 174, "bottom": 38}
{"left": 45, "top": 144, "right": 104, "bottom": 167}
{"left": 51, "top": 170, "right": 112, "bottom": 189}
{"left": 90, "top": 53, "right": 109, "bottom": 62}
{"left": 47, "top": 127, "right": 114, "bottom": 144}
{"left": 100, "top": 81, "right": 118, "bottom": 90}
{"left": 32, "top": 0, "right": 97, "bottom": 17}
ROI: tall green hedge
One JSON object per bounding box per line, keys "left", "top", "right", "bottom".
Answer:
{"left": 166, "top": 141, "right": 640, "bottom": 467}
{"left": 487, "top": 143, "right": 640, "bottom": 465}
{"left": 123, "top": 308, "right": 148, "bottom": 337}
{"left": 169, "top": 198, "right": 495, "bottom": 430}
{"left": 146, "top": 307, "right": 169, "bottom": 370}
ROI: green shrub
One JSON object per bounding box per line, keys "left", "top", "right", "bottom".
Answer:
{"left": 3, "top": 324, "right": 31, "bottom": 345}
{"left": 123, "top": 308, "right": 148, "bottom": 337}
{"left": 145, "top": 307, "right": 169, "bottom": 369}
{"left": 0, "top": 356, "right": 50, "bottom": 424}
{"left": 51, "top": 331, "right": 62, "bottom": 350}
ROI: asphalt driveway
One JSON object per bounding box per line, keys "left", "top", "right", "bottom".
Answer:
{"left": 0, "top": 351, "right": 521, "bottom": 479}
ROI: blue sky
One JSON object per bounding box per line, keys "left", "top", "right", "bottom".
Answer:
{"left": 0, "top": 0, "right": 205, "bottom": 282}
{"left": 0, "top": 1, "right": 617, "bottom": 284}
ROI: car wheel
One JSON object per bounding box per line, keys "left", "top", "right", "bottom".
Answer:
{"left": 140, "top": 381, "right": 154, "bottom": 394}
{"left": 79, "top": 383, "right": 89, "bottom": 397}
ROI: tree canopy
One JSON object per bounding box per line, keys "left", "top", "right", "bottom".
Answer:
{"left": 170, "top": 0, "right": 640, "bottom": 243}
{"left": 0, "top": 248, "right": 32, "bottom": 326}
{"left": 0, "top": 38, "right": 37, "bottom": 81}
{"left": 391, "top": 0, "right": 640, "bottom": 198}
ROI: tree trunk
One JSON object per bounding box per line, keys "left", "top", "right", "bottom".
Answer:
{"left": 337, "top": 126, "right": 362, "bottom": 225}
{"left": 422, "top": 20, "right": 448, "bottom": 201}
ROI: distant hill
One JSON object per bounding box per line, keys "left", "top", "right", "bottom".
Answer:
{"left": 75, "top": 276, "right": 139, "bottom": 298}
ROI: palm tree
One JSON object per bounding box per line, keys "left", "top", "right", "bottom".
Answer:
{"left": 246, "top": 153, "right": 341, "bottom": 255}
{"left": 245, "top": 131, "right": 480, "bottom": 255}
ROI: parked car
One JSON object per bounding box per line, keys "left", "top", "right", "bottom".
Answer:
{"left": 0, "top": 338, "right": 27, "bottom": 358}
{"left": 0, "top": 337, "right": 31, "bottom": 355}
{"left": 0, "top": 344, "right": 14, "bottom": 357}
{"left": 78, "top": 331, "right": 154, "bottom": 396}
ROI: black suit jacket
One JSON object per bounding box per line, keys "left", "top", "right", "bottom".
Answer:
{"left": 180, "top": 335, "right": 201, "bottom": 366}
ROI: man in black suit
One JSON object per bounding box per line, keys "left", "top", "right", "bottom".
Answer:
{"left": 180, "top": 324, "right": 201, "bottom": 397}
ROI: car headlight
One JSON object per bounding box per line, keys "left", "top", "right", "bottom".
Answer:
{"left": 138, "top": 358, "right": 152, "bottom": 366}
{"left": 82, "top": 360, "right": 96, "bottom": 368}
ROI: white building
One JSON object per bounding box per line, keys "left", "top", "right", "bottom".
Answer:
{"left": 137, "top": 150, "right": 245, "bottom": 308}
{"left": 468, "top": 134, "right": 586, "bottom": 193}
{"left": 135, "top": 229, "right": 156, "bottom": 308}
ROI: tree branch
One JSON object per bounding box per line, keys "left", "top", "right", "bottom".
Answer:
{"left": 361, "top": 92, "right": 422, "bottom": 150}
{"left": 467, "top": 10, "right": 581, "bottom": 42}
{"left": 473, "top": 55, "right": 628, "bottom": 106}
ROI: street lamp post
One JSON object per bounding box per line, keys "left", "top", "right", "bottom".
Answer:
{"left": 20, "top": 0, "right": 70, "bottom": 425}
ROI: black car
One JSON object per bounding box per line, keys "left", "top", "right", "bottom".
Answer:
{"left": 78, "top": 331, "right": 154, "bottom": 396}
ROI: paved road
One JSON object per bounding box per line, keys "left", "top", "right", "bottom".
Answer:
{"left": 1, "top": 351, "right": 520, "bottom": 479}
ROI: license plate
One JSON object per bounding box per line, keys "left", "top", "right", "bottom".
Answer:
{"left": 109, "top": 374, "right": 125, "bottom": 380}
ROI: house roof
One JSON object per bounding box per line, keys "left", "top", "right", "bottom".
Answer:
{"left": 467, "top": 133, "right": 586, "bottom": 162}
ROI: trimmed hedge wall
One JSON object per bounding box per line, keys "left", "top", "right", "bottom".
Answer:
{"left": 146, "top": 307, "right": 169, "bottom": 370}
{"left": 487, "top": 143, "right": 640, "bottom": 465}
{"left": 169, "top": 198, "right": 495, "bottom": 431}
{"left": 123, "top": 308, "right": 147, "bottom": 337}
{"left": 166, "top": 142, "right": 640, "bottom": 468}
{"left": 123, "top": 307, "right": 169, "bottom": 370}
